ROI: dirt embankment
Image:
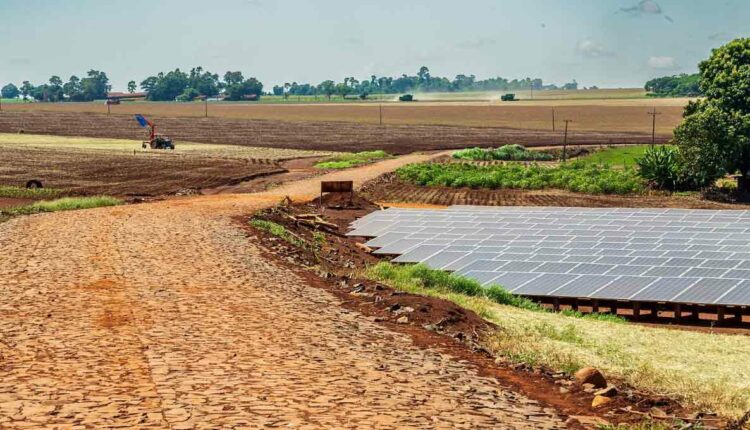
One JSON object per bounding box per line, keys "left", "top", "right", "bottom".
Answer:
{"left": 246, "top": 193, "right": 712, "bottom": 429}
{"left": 0, "top": 111, "right": 665, "bottom": 154}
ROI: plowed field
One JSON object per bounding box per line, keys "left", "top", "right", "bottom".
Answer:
{"left": 0, "top": 145, "right": 284, "bottom": 196}
{"left": 361, "top": 174, "right": 750, "bottom": 209}
{"left": 0, "top": 111, "right": 664, "bottom": 154}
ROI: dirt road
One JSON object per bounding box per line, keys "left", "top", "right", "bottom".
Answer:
{"left": 0, "top": 153, "right": 567, "bottom": 429}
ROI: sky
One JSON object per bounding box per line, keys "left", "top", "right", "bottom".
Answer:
{"left": 0, "top": 0, "right": 748, "bottom": 91}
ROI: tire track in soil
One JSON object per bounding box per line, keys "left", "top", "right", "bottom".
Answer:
{"left": 0, "top": 153, "right": 568, "bottom": 429}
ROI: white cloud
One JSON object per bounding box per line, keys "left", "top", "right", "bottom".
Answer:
{"left": 647, "top": 56, "right": 677, "bottom": 69}
{"left": 576, "top": 39, "right": 614, "bottom": 58}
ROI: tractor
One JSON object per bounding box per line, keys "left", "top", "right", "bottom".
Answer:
{"left": 134, "top": 114, "right": 174, "bottom": 150}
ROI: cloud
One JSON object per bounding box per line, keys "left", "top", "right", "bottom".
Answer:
{"left": 620, "top": 0, "right": 662, "bottom": 14}
{"left": 576, "top": 39, "right": 614, "bottom": 58}
{"left": 619, "top": 1, "right": 672, "bottom": 22}
{"left": 457, "top": 38, "right": 497, "bottom": 50}
{"left": 647, "top": 56, "right": 677, "bottom": 69}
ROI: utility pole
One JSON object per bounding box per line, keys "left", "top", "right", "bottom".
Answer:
{"left": 107, "top": 102, "right": 110, "bottom": 115}
{"left": 562, "top": 119, "right": 573, "bottom": 162}
{"left": 204, "top": 97, "right": 208, "bottom": 118}
{"left": 648, "top": 107, "right": 661, "bottom": 147}
{"left": 379, "top": 103, "right": 383, "bottom": 126}
{"left": 552, "top": 108, "right": 556, "bottom": 132}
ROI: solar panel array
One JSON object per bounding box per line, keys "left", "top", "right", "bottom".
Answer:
{"left": 348, "top": 206, "right": 750, "bottom": 307}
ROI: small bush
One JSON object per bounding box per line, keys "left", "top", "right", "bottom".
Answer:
{"left": 396, "top": 161, "right": 645, "bottom": 195}
{"left": 453, "top": 145, "right": 554, "bottom": 162}
{"left": 315, "top": 150, "right": 391, "bottom": 169}
{"left": 636, "top": 146, "right": 682, "bottom": 190}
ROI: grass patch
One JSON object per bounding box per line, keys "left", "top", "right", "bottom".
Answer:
{"left": 580, "top": 145, "right": 675, "bottom": 167}
{"left": 364, "top": 262, "right": 750, "bottom": 418}
{"left": 315, "top": 150, "right": 391, "bottom": 169}
{"left": 453, "top": 145, "right": 554, "bottom": 161}
{"left": 397, "top": 161, "right": 645, "bottom": 194}
{"left": 0, "top": 185, "right": 65, "bottom": 199}
{"left": 3, "top": 196, "right": 122, "bottom": 215}
{"left": 366, "top": 263, "right": 622, "bottom": 323}
{"left": 250, "top": 219, "right": 306, "bottom": 248}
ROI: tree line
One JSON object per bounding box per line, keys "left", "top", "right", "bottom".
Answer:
{"left": 2, "top": 65, "right": 581, "bottom": 102}
{"left": 644, "top": 73, "right": 702, "bottom": 97}
{"left": 273, "top": 66, "right": 580, "bottom": 100}
{"left": 1, "top": 70, "right": 110, "bottom": 102}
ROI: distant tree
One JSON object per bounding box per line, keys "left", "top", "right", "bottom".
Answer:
{"left": 417, "top": 66, "right": 430, "bottom": 84}
{"left": 283, "top": 82, "right": 290, "bottom": 100}
{"left": 645, "top": 73, "right": 701, "bottom": 97}
{"left": 141, "top": 69, "right": 188, "bottom": 101}
{"left": 272, "top": 85, "right": 284, "bottom": 96}
{"left": 1, "top": 83, "right": 19, "bottom": 99}
{"left": 224, "top": 77, "right": 263, "bottom": 101}
{"left": 561, "top": 80, "right": 578, "bottom": 90}
{"left": 127, "top": 81, "right": 137, "bottom": 93}
{"left": 223, "top": 71, "right": 245, "bottom": 87}
{"left": 79, "top": 70, "right": 110, "bottom": 100}
{"left": 318, "top": 80, "right": 335, "bottom": 100}
{"left": 177, "top": 87, "right": 200, "bottom": 101}
{"left": 20, "top": 81, "right": 34, "bottom": 100}
{"left": 335, "top": 82, "right": 352, "bottom": 99}
{"left": 48, "top": 76, "right": 64, "bottom": 101}
{"left": 674, "top": 38, "right": 750, "bottom": 193}
{"left": 188, "top": 67, "right": 220, "bottom": 97}
{"left": 63, "top": 76, "right": 83, "bottom": 101}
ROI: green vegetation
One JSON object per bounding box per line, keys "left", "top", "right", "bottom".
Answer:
{"left": 453, "top": 145, "right": 554, "bottom": 162}
{"left": 3, "top": 196, "right": 122, "bottom": 216}
{"left": 367, "top": 263, "right": 623, "bottom": 323}
{"left": 580, "top": 145, "right": 654, "bottom": 167}
{"left": 249, "top": 219, "right": 306, "bottom": 248}
{"left": 674, "top": 38, "right": 750, "bottom": 193}
{"left": 0, "top": 185, "right": 65, "bottom": 199}
{"left": 365, "top": 262, "right": 750, "bottom": 418}
{"left": 397, "top": 161, "right": 645, "bottom": 194}
{"left": 637, "top": 146, "right": 682, "bottom": 190}
{"left": 315, "top": 150, "right": 391, "bottom": 169}
{"left": 645, "top": 73, "right": 702, "bottom": 97}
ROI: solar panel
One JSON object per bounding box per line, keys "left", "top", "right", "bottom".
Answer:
{"left": 351, "top": 206, "right": 750, "bottom": 307}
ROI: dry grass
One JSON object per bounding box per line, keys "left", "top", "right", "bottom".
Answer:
{"left": 366, "top": 264, "right": 750, "bottom": 418}
{"left": 0, "top": 133, "right": 331, "bottom": 160}
{"left": 4, "top": 96, "right": 688, "bottom": 135}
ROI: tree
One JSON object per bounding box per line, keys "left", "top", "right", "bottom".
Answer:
{"left": 223, "top": 71, "right": 244, "bottom": 87}
{"left": 79, "top": 70, "right": 110, "bottom": 100}
{"left": 141, "top": 69, "right": 188, "bottom": 101}
{"left": 48, "top": 76, "right": 64, "bottom": 101}
{"left": 318, "top": 80, "right": 335, "bottom": 100}
{"left": 20, "top": 81, "right": 34, "bottom": 100}
{"left": 1, "top": 83, "right": 19, "bottom": 99}
{"left": 127, "top": 81, "right": 137, "bottom": 93}
{"left": 645, "top": 74, "right": 701, "bottom": 97}
{"left": 674, "top": 38, "right": 750, "bottom": 193}
{"left": 63, "top": 76, "right": 82, "bottom": 101}
{"left": 224, "top": 77, "right": 263, "bottom": 101}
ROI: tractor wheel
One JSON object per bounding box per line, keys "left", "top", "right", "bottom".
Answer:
{"left": 26, "top": 180, "right": 43, "bottom": 189}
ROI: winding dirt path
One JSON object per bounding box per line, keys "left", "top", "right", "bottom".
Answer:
{"left": 0, "top": 153, "right": 567, "bottom": 429}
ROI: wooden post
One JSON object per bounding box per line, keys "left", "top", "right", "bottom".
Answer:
{"left": 562, "top": 120, "right": 572, "bottom": 162}
{"left": 648, "top": 107, "right": 661, "bottom": 147}
{"left": 204, "top": 98, "right": 208, "bottom": 118}
{"left": 551, "top": 108, "right": 555, "bottom": 131}
{"left": 379, "top": 103, "right": 383, "bottom": 126}
{"left": 107, "top": 103, "right": 111, "bottom": 115}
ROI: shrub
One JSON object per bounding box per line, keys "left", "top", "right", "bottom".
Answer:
{"left": 636, "top": 146, "right": 682, "bottom": 190}
{"left": 396, "top": 161, "right": 645, "bottom": 195}
{"left": 4, "top": 196, "right": 122, "bottom": 215}
{"left": 453, "top": 145, "right": 554, "bottom": 162}
{"left": 315, "top": 150, "right": 390, "bottom": 169}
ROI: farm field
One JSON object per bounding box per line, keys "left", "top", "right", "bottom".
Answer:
{"left": 0, "top": 111, "right": 664, "bottom": 155}
{"left": 360, "top": 173, "right": 747, "bottom": 209}
{"left": 0, "top": 134, "right": 328, "bottom": 196}
{"left": 2, "top": 96, "right": 687, "bottom": 134}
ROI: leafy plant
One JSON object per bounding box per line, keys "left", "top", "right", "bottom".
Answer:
{"left": 315, "top": 150, "right": 390, "bottom": 169}
{"left": 396, "top": 161, "right": 645, "bottom": 195}
{"left": 636, "top": 145, "right": 682, "bottom": 190}
{"left": 453, "top": 145, "right": 554, "bottom": 162}
{"left": 3, "top": 196, "right": 122, "bottom": 216}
